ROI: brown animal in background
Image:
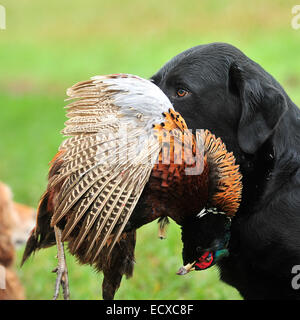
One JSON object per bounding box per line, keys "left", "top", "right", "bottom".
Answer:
{"left": 0, "top": 182, "right": 36, "bottom": 300}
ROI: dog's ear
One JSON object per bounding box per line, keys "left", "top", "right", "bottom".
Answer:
{"left": 229, "top": 63, "right": 288, "bottom": 154}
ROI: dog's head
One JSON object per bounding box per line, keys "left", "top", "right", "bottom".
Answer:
{"left": 151, "top": 43, "right": 288, "bottom": 161}
{"left": 152, "top": 43, "right": 290, "bottom": 270}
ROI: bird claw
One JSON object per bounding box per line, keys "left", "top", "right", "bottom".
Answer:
{"left": 52, "top": 263, "right": 70, "bottom": 300}
{"left": 53, "top": 226, "right": 70, "bottom": 300}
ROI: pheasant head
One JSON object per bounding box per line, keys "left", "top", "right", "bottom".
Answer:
{"left": 175, "top": 130, "right": 242, "bottom": 274}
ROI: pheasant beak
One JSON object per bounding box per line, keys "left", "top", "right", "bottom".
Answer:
{"left": 176, "top": 261, "right": 196, "bottom": 275}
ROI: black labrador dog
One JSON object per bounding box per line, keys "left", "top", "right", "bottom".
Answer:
{"left": 151, "top": 42, "right": 300, "bottom": 299}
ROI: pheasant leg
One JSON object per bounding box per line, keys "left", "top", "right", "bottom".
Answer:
{"left": 53, "top": 225, "right": 70, "bottom": 300}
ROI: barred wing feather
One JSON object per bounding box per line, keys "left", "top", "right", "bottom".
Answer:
{"left": 49, "top": 74, "right": 173, "bottom": 260}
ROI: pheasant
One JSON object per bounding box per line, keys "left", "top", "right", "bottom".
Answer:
{"left": 21, "top": 74, "right": 242, "bottom": 300}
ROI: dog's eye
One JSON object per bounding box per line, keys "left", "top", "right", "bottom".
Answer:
{"left": 176, "top": 88, "right": 189, "bottom": 97}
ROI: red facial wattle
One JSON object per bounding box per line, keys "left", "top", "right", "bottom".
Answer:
{"left": 194, "top": 251, "right": 214, "bottom": 270}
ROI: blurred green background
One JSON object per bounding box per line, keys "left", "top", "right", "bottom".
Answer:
{"left": 1, "top": 0, "right": 299, "bottom": 300}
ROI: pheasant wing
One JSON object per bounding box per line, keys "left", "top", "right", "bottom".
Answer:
{"left": 49, "top": 74, "right": 174, "bottom": 261}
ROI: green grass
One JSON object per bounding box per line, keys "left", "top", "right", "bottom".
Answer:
{"left": 1, "top": 0, "right": 299, "bottom": 299}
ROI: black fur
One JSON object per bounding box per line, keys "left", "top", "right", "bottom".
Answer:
{"left": 151, "top": 42, "right": 300, "bottom": 299}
